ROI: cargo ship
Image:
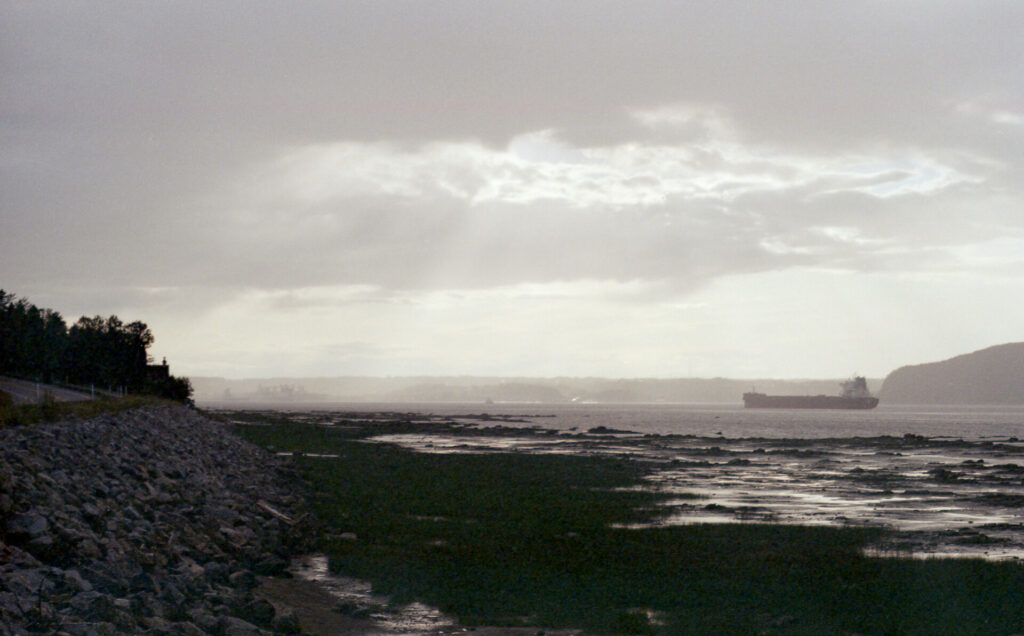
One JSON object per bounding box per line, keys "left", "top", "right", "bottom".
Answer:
{"left": 743, "top": 376, "right": 879, "bottom": 409}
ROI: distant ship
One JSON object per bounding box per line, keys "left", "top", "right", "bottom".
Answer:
{"left": 743, "top": 376, "right": 879, "bottom": 410}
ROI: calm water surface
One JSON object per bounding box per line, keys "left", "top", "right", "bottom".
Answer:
{"left": 225, "top": 401, "right": 1024, "bottom": 440}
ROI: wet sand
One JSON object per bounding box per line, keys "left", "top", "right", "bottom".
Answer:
{"left": 239, "top": 408, "right": 1024, "bottom": 635}
{"left": 373, "top": 426, "right": 1024, "bottom": 560}
{"left": 259, "top": 554, "right": 588, "bottom": 636}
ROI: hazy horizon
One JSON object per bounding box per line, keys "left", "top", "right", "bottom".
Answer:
{"left": 189, "top": 371, "right": 887, "bottom": 381}
{"left": 4, "top": 2, "right": 1023, "bottom": 380}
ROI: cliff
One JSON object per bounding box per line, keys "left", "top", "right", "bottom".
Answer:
{"left": 879, "top": 342, "right": 1024, "bottom": 405}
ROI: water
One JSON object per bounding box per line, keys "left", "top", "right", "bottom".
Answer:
{"left": 342, "top": 403, "right": 1024, "bottom": 560}
{"left": 231, "top": 401, "right": 1024, "bottom": 440}
{"left": 289, "top": 554, "right": 457, "bottom": 635}
{"left": 240, "top": 402, "right": 1024, "bottom": 634}
{"left": 236, "top": 402, "right": 1024, "bottom": 558}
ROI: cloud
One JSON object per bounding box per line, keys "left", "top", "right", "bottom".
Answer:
{"left": 253, "top": 112, "right": 982, "bottom": 210}
{"left": 184, "top": 115, "right": 1006, "bottom": 297}
{"left": 3, "top": 2, "right": 1024, "bottom": 378}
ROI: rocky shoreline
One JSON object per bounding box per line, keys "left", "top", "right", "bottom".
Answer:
{"left": 1, "top": 405, "right": 313, "bottom": 635}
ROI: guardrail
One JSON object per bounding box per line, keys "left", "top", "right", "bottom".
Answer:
{"left": 0, "top": 374, "right": 125, "bottom": 400}
{"left": 59, "top": 382, "right": 125, "bottom": 399}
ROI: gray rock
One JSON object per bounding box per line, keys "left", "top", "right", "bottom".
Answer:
{"left": 219, "top": 615, "right": 268, "bottom": 636}
{"left": 63, "top": 569, "right": 93, "bottom": 593}
{"left": 0, "top": 590, "right": 25, "bottom": 620}
{"left": 140, "top": 616, "right": 173, "bottom": 632}
{"left": 59, "top": 622, "right": 117, "bottom": 636}
{"left": 79, "top": 565, "right": 125, "bottom": 595}
{"left": 228, "top": 569, "right": 257, "bottom": 588}
{"left": 159, "top": 580, "right": 185, "bottom": 606}
{"left": 0, "top": 494, "right": 14, "bottom": 517}
{"left": 81, "top": 502, "right": 101, "bottom": 522}
{"left": 272, "top": 608, "right": 302, "bottom": 634}
{"left": 2, "top": 567, "right": 56, "bottom": 596}
{"left": 0, "top": 406, "right": 309, "bottom": 635}
{"left": 67, "top": 591, "right": 116, "bottom": 621}
{"left": 175, "top": 557, "right": 206, "bottom": 580}
{"left": 187, "top": 607, "right": 220, "bottom": 633}
{"left": 26, "top": 533, "right": 55, "bottom": 557}
{"left": 7, "top": 511, "right": 48, "bottom": 541}
{"left": 76, "top": 538, "right": 103, "bottom": 560}
{"left": 0, "top": 542, "right": 41, "bottom": 567}
{"left": 129, "top": 571, "right": 158, "bottom": 593}
{"left": 157, "top": 621, "right": 206, "bottom": 636}
{"left": 244, "top": 597, "right": 277, "bottom": 626}
{"left": 131, "top": 593, "right": 168, "bottom": 620}
{"left": 204, "top": 561, "right": 231, "bottom": 583}
{"left": 0, "top": 619, "right": 31, "bottom": 636}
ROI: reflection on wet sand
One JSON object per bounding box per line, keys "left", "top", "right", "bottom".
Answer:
{"left": 372, "top": 424, "right": 1024, "bottom": 560}
{"left": 229, "top": 406, "right": 1024, "bottom": 560}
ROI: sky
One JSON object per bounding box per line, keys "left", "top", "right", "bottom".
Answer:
{"left": 3, "top": 1, "right": 1024, "bottom": 380}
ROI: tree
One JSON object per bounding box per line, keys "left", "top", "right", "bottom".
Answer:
{"left": 124, "top": 320, "right": 154, "bottom": 391}
{"left": 0, "top": 291, "right": 192, "bottom": 404}
{"left": 39, "top": 310, "right": 67, "bottom": 382}
{"left": 66, "top": 315, "right": 107, "bottom": 385}
{"left": 148, "top": 374, "right": 194, "bottom": 405}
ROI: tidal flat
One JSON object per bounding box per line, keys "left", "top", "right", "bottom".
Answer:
{"left": 230, "top": 408, "right": 1024, "bottom": 635}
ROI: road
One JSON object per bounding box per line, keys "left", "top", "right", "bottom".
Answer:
{"left": 0, "top": 376, "right": 95, "bottom": 404}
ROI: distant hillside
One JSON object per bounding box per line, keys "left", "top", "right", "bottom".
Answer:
{"left": 879, "top": 342, "right": 1024, "bottom": 404}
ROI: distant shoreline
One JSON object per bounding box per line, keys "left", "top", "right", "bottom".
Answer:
{"left": 191, "top": 375, "right": 883, "bottom": 406}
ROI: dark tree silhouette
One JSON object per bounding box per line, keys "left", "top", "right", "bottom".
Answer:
{"left": 0, "top": 290, "right": 192, "bottom": 403}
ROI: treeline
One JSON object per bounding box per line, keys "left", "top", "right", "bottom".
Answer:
{"left": 0, "top": 290, "right": 192, "bottom": 403}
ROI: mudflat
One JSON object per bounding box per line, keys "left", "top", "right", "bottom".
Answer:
{"left": 231, "top": 408, "right": 1024, "bottom": 635}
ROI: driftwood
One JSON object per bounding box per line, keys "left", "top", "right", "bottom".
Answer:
{"left": 256, "top": 499, "right": 306, "bottom": 526}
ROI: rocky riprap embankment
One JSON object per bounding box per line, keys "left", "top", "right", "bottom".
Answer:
{"left": 1, "top": 406, "right": 312, "bottom": 635}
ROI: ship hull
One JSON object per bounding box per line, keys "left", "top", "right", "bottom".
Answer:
{"left": 743, "top": 393, "right": 879, "bottom": 409}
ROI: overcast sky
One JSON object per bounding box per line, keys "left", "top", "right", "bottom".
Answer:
{"left": 3, "top": 1, "right": 1023, "bottom": 379}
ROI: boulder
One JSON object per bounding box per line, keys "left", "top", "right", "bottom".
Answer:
{"left": 219, "top": 615, "right": 267, "bottom": 636}
{"left": 272, "top": 608, "right": 302, "bottom": 634}
{"left": 63, "top": 568, "right": 93, "bottom": 593}
{"left": 7, "top": 511, "right": 49, "bottom": 542}
{"left": 243, "top": 597, "right": 276, "bottom": 626}
{"left": 0, "top": 406, "right": 309, "bottom": 635}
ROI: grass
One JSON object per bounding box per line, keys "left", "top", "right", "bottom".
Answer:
{"left": 0, "top": 392, "right": 180, "bottom": 427}
{"left": 234, "top": 415, "right": 1024, "bottom": 635}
